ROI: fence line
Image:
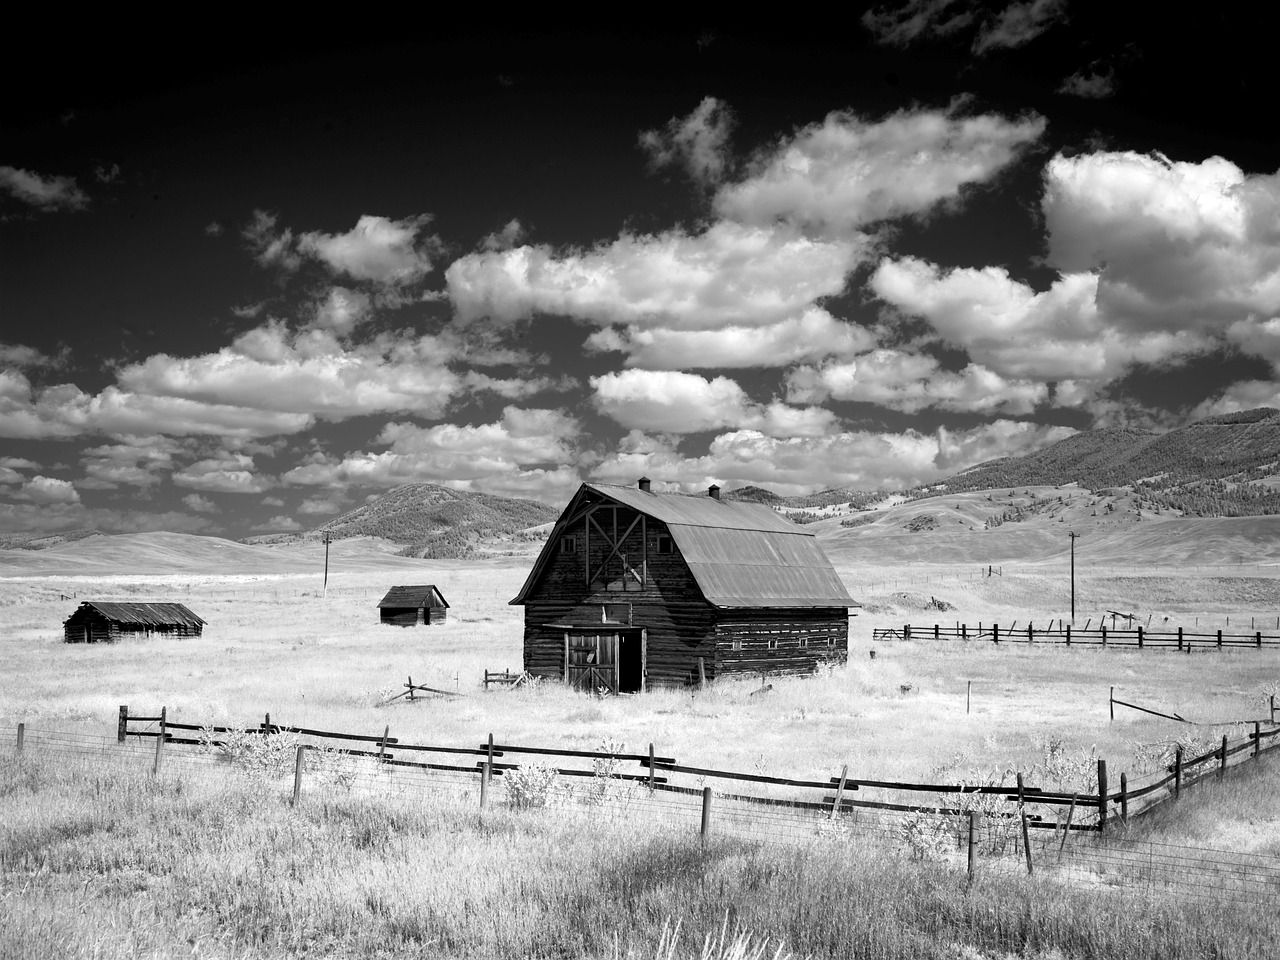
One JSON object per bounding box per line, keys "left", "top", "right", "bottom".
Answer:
{"left": 889, "top": 622, "right": 1280, "bottom": 650}
{"left": 9, "top": 722, "right": 1280, "bottom": 905}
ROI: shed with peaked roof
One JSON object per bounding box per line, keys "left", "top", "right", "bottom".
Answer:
{"left": 377, "top": 584, "right": 450, "bottom": 626}
{"left": 63, "top": 601, "right": 206, "bottom": 643}
{"left": 510, "top": 479, "right": 857, "bottom": 692}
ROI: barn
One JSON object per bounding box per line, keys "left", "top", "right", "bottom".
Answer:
{"left": 510, "top": 479, "right": 857, "bottom": 692}
{"left": 63, "top": 601, "right": 206, "bottom": 643}
{"left": 377, "top": 585, "right": 450, "bottom": 626}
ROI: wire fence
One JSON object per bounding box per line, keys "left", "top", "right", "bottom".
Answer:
{"left": 7, "top": 725, "right": 1280, "bottom": 905}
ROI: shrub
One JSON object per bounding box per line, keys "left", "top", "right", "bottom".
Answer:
{"left": 504, "top": 762, "right": 561, "bottom": 810}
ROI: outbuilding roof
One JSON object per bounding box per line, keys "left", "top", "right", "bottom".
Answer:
{"left": 65, "top": 601, "right": 206, "bottom": 627}
{"left": 377, "top": 585, "right": 449, "bottom": 609}
{"left": 512, "top": 482, "right": 857, "bottom": 609}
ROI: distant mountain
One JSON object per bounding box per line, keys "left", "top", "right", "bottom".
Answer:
{"left": 723, "top": 485, "right": 783, "bottom": 503}
{"left": 318, "top": 483, "right": 558, "bottom": 559}
{"left": 914, "top": 408, "right": 1280, "bottom": 518}
{"left": 0, "top": 529, "right": 101, "bottom": 550}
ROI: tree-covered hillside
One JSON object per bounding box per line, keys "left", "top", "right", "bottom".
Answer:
{"left": 318, "top": 484, "right": 557, "bottom": 558}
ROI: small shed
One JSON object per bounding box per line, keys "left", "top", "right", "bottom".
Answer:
{"left": 377, "top": 585, "right": 449, "bottom": 626}
{"left": 63, "top": 601, "right": 206, "bottom": 643}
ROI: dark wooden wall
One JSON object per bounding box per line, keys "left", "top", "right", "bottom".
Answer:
{"left": 63, "top": 612, "right": 202, "bottom": 643}
{"left": 380, "top": 605, "right": 447, "bottom": 626}
{"left": 713, "top": 608, "right": 849, "bottom": 678}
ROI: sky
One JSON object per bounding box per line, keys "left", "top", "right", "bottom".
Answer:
{"left": 3, "top": 6, "right": 1280, "bottom": 539}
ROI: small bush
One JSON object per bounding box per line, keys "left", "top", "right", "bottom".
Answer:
{"left": 504, "top": 762, "right": 561, "bottom": 810}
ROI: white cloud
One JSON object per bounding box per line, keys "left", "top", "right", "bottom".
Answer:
{"left": 182, "top": 494, "right": 220, "bottom": 514}
{"left": 592, "top": 420, "right": 1076, "bottom": 495}
{"left": 713, "top": 107, "right": 1045, "bottom": 235}
{"left": 590, "top": 369, "right": 837, "bottom": 437}
{"left": 787, "top": 350, "right": 1048, "bottom": 414}
{"left": 1192, "top": 380, "right": 1280, "bottom": 421}
{"left": 14, "top": 475, "right": 81, "bottom": 504}
{"left": 0, "top": 342, "right": 64, "bottom": 369}
{"left": 308, "top": 286, "right": 372, "bottom": 335}
{"left": 463, "top": 371, "right": 578, "bottom": 399}
{"left": 0, "top": 372, "right": 92, "bottom": 439}
{"left": 481, "top": 219, "right": 527, "bottom": 252}
{"left": 296, "top": 215, "right": 440, "bottom": 285}
{"left": 297, "top": 496, "right": 343, "bottom": 515}
{"left": 639, "top": 96, "right": 735, "bottom": 185}
{"left": 972, "top": 0, "right": 1068, "bottom": 54}
{"left": 870, "top": 257, "right": 1213, "bottom": 382}
{"left": 1041, "top": 151, "right": 1280, "bottom": 333}
{"left": 254, "top": 515, "right": 302, "bottom": 533}
{"left": 1058, "top": 65, "right": 1116, "bottom": 99}
{"left": 447, "top": 221, "right": 862, "bottom": 329}
{"left": 0, "top": 166, "right": 89, "bottom": 211}
{"left": 0, "top": 457, "right": 38, "bottom": 469}
{"left": 243, "top": 210, "right": 301, "bottom": 271}
{"left": 0, "top": 467, "right": 24, "bottom": 484}
{"left": 862, "top": 0, "right": 976, "bottom": 47}
{"left": 1226, "top": 317, "right": 1280, "bottom": 369}
{"left": 584, "top": 308, "right": 877, "bottom": 369}
{"left": 172, "top": 452, "right": 274, "bottom": 494}
{"left": 281, "top": 406, "right": 581, "bottom": 503}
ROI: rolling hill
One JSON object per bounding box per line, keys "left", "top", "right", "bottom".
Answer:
{"left": 317, "top": 483, "right": 558, "bottom": 558}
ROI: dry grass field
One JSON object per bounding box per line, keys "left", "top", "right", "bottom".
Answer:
{"left": 5, "top": 521, "right": 1280, "bottom": 958}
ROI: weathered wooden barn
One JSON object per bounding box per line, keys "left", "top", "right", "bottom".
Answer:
{"left": 377, "top": 585, "right": 450, "bottom": 626}
{"left": 511, "top": 479, "right": 857, "bottom": 692}
{"left": 63, "top": 601, "right": 206, "bottom": 643}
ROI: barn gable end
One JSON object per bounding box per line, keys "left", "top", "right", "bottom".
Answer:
{"left": 63, "top": 601, "right": 206, "bottom": 643}
{"left": 377, "top": 584, "right": 449, "bottom": 626}
{"left": 512, "top": 481, "right": 857, "bottom": 691}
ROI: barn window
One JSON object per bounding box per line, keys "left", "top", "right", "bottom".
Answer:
{"left": 798, "top": 637, "right": 809, "bottom": 649}
{"left": 602, "top": 603, "right": 630, "bottom": 624}
{"left": 767, "top": 639, "right": 778, "bottom": 651}
{"left": 656, "top": 535, "right": 674, "bottom": 554}
{"left": 826, "top": 636, "right": 836, "bottom": 647}
{"left": 731, "top": 639, "right": 743, "bottom": 651}
{"left": 561, "top": 536, "right": 577, "bottom": 554}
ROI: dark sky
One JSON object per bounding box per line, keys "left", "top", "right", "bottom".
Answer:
{"left": 3, "top": 6, "right": 1279, "bottom": 538}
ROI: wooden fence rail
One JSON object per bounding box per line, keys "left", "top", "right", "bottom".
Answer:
{"left": 889, "top": 623, "right": 1280, "bottom": 650}
{"left": 115, "top": 704, "right": 1280, "bottom": 836}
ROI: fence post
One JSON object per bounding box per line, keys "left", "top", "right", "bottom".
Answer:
{"left": 967, "top": 811, "right": 979, "bottom": 881}
{"left": 700, "top": 786, "right": 713, "bottom": 840}
{"left": 1020, "top": 807, "right": 1033, "bottom": 875}
{"left": 1101, "top": 626, "right": 1107, "bottom": 647}
{"left": 1257, "top": 632, "right": 1263, "bottom": 649}
{"left": 152, "top": 706, "right": 166, "bottom": 777}
{"left": 378, "top": 725, "right": 389, "bottom": 762}
{"left": 1137, "top": 626, "right": 1143, "bottom": 650}
{"left": 292, "top": 745, "right": 306, "bottom": 805}
{"left": 1065, "top": 624, "right": 1071, "bottom": 646}
{"left": 1271, "top": 695, "right": 1275, "bottom": 724}
{"left": 1059, "top": 796, "right": 1076, "bottom": 859}
{"left": 1097, "top": 760, "right": 1108, "bottom": 831}
{"left": 480, "top": 761, "right": 490, "bottom": 809}
{"left": 408, "top": 675, "right": 415, "bottom": 702}
{"left": 1174, "top": 745, "right": 1182, "bottom": 798}
{"left": 1217, "top": 630, "right": 1223, "bottom": 649}
{"left": 648, "top": 743, "right": 656, "bottom": 790}
{"left": 1109, "top": 687, "right": 1114, "bottom": 721}
{"left": 487, "top": 732, "right": 495, "bottom": 769}
{"left": 961, "top": 623, "right": 967, "bottom": 641}
{"left": 1219, "top": 735, "right": 1228, "bottom": 779}
{"left": 16, "top": 723, "right": 24, "bottom": 753}
{"left": 1177, "top": 627, "right": 1182, "bottom": 652}
{"left": 993, "top": 623, "right": 999, "bottom": 644}
{"left": 904, "top": 625, "right": 911, "bottom": 642}
{"left": 966, "top": 680, "right": 971, "bottom": 715}
{"left": 264, "top": 712, "right": 271, "bottom": 734}
{"left": 830, "top": 765, "right": 848, "bottom": 819}
{"left": 118, "top": 705, "right": 128, "bottom": 743}
{"left": 1119, "top": 773, "right": 1128, "bottom": 822}
{"left": 1255, "top": 722, "right": 1261, "bottom": 760}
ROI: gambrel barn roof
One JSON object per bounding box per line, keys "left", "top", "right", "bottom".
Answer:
{"left": 512, "top": 482, "right": 858, "bottom": 609}
{"left": 377, "top": 585, "right": 449, "bottom": 609}
{"left": 65, "top": 601, "right": 206, "bottom": 628}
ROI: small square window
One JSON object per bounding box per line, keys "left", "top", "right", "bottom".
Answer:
{"left": 561, "top": 536, "right": 577, "bottom": 554}
{"left": 731, "top": 639, "right": 743, "bottom": 651}
{"left": 798, "top": 637, "right": 808, "bottom": 649}
{"left": 656, "top": 535, "right": 674, "bottom": 554}
{"left": 766, "top": 639, "right": 778, "bottom": 651}
{"left": 602, "top": 603, "right": 630, "bottom": 624}
{"left": 826, "top": 636, "right": 836, "bottom": 647}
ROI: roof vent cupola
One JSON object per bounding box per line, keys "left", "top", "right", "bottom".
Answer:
{"left": 638, "top": 477, "right": 651, "bottom": 492}
{"left": 708, "top": 484, "right": 721, "bottom": 500}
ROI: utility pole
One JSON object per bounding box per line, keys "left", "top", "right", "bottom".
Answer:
{"left": 1068, "top": 531, "right": 1079, "bottom": 622}
{"left": 322, "top": 531, "right": 332, "bottom": 599}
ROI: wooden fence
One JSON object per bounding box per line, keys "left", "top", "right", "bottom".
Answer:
{"left": 113, "top": 704, "right": 1280, "bottom": 839}
{"left": 888, "top": 623, "right": 1280, "bottom": 650}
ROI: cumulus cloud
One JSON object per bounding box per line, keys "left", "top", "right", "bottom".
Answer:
{"left": 0, "top": 467, "right": 24, "bottom": 484}
{"left": 296, "top": 214, "right": 442, "bottom": 285}
{"left": 281, "top": 405, "right": 582, "bottom": 502}
{"left": 590, "top": 370, "right": 836, "bottom": 437}
{"left": 0, "top": 371, "right": 92, "bottom": 439}
{"left": 1041, "top": 151, "right": 1280, "bottom": 333}
{"left": 243, "top": 210, "right": 301, "bottom": 271}
{"left": 13, "top": 476, "right": 80, "bottom": 504}
{"left": 0, "top": 166, "right": 89, "bottom": 211}
{"left": 182, "top": 493, "right": 220, "bottom": 514}
{"left": 870, "top": 257, "right": 1213, "bottom": 383}
{"left": 786, "top": 350, "right": 1048, "bottom": 414}
{"left": 593, "top": 420, "right": 1076, "bottom": 495}
{"left": 464, "top": 371, "right": 578, "bottom": 399}
{"left": 172, "top": 452, "right": 274, "bottom": 494}
{"left": 584, "top": 308, "right": 877, "bottom": 369}
{"left": 481, "top": 219, "right": 527, "bottom": 252}
{"left": 448, "top": 221, "right": 862, "bottom": 329}
{"left": 308, "top": 286, "right": 372, "bottom": 335}
{"left": 297, "top": 496, "right": 343, "bottom": 515}
{"left": 80, "top": 435, "right": 181, "bottom": 489}
{"left": 1058, "top": 64, "right": 1116, "bottom": 99}
{"left": 0, "top": 342, "right": 65, "bottom": 370}
{"left": 972, "top": 0, "right": 1068, "bottom": 54}
{"left": 639, "top": 96, "right": 735, "bottom": 185}
{"left": 714, "top": 107, "right": 1045, "bottom": 235}
{"left": 254, "top": 515, "right": 302, "bottom": 532}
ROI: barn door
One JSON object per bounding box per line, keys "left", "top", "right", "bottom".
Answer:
{"left": 564, "top": 632, "right": 619, "bottom": 694}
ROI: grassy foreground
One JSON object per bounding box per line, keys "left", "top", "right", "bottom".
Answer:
{"left": 3, "top": 751, "right": 1278, "bottom": 960}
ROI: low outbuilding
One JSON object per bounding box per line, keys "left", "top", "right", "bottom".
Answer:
{"left": 377, "top": 584, "right": 450, "bottom": 626}
{"left": 63, "top": 601, "right": 206, "bottom": 643}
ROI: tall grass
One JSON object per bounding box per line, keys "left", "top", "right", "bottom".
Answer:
{"left": 3, "top": 752, "right": 1278, "bottom": 959}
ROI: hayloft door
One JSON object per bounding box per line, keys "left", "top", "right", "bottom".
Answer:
{"left": 564, "top": 632, "right": 619, "bottom": 694}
